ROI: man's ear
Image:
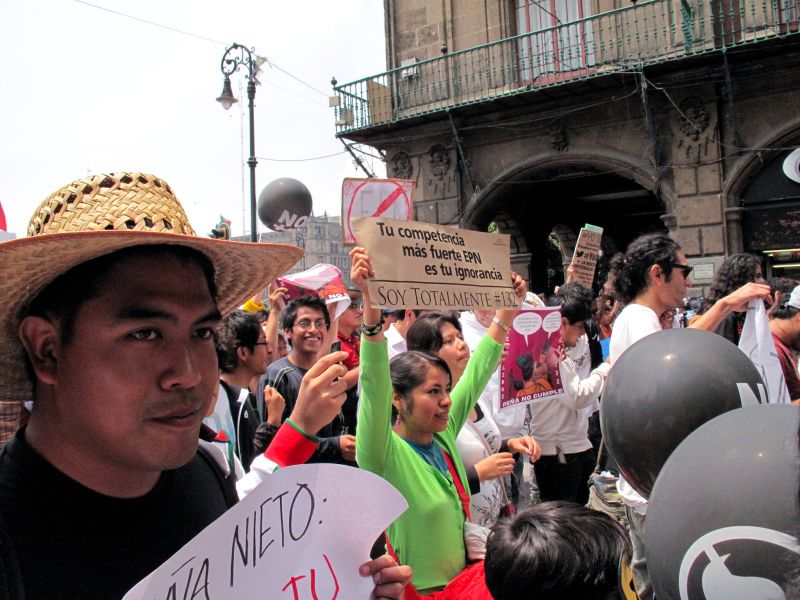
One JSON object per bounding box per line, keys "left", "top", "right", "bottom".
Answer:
{"left": 18, "top": 316, "right": 61, "bottom": 385}
{"left": 648, "top": 263, "right": 663, "bottom": 284}
{"left": 236, "top": 345, "right": 249, "bottom": 363}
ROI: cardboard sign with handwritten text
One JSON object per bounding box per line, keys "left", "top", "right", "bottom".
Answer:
{"left": 123, "top": 464, "right": 407, "bottom": 600}
{"left": 571, "top": 225, "right": 603, "bottom": 288}
{"left": 352, "top": 216, "right": 518, "bottom": 310}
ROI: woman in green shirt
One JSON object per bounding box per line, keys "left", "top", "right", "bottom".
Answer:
{"left": 350, "top": 247, "right": 527, "bottom": 593}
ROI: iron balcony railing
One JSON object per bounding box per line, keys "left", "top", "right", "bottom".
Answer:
{"left": 332, "top": 0, "right": 799, "bottom": 135}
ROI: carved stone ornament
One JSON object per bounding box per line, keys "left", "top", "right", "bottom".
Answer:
{"left": 677, "top": 96, "right": 709, "bottom": 142}
{"left": 428, "top": 144, "right": 451, "bottom": 180}
{"left": 548, "top": 122, "right": 568, "bottom": 152}
{"left": 390, "top": 151, "right": 413, "bottom": 179}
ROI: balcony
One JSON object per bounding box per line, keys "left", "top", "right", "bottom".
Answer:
{"left": 332, "top": 0, "right": 799, "bottom": 137}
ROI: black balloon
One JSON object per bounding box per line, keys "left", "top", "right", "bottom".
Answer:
{"left": 257, "top": 178, "right": 312, "bottom": 231}
{"left": 601, "top": 328, "right": 764, "bottom": 498}
{"left": 646, "top": 405, "right": 800, "bottom": 600}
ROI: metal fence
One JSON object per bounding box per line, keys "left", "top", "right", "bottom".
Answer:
{"left": 332, "top": 0, "right": 799, "bottom": 134}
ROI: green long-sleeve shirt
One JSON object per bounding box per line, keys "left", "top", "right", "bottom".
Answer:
{"left": 356, "top": 335, "right": 502, "bottom": 592}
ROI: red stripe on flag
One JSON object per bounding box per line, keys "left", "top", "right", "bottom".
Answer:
{"left": 0, "top": 201, "right": 6, "bottom": 231}
{"left": 372, "top": 187, "right": 404, "bottom": 217}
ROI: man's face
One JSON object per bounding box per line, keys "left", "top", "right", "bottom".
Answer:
{"left": 562, "top": 317, "right": 586, "bottom": 348}
{"left": 285, "top": 306, "right": 327, "bottom": 357}
{"left": 338, "top": 299, "right": 362, "bottom": 336}
{"left": 46, "top": 253, "right": 220, "bottom": 480}
{"left": 241, "top": 329, "right": 270, "bottom": 376}
{"left": 659, "top": 251, "right": 691, "bottom": 310}
{"left": 473, "top": 309, "right": 494, "bottom": 329}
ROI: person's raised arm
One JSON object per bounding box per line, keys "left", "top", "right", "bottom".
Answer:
{"left": 350, "top": 246, "right": 383, "bottom": 342}
{"left": 350, "top": 246, "right": 393, "bottom": 471}
{"left": 487, "top": 272, "right": 527, "bottom": 345}
{"left": 264, "top": 282, "right": 286, "bottom": 366}
{"left": 689, "top": 282, "right": 771, "bottom": 331}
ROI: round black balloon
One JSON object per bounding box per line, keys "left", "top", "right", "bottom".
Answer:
{"left": 257, "top": 178, "right": 312, "bottom": 231}
{"left": 601, "top": 328, "right": 764, "bottom": 498}
{"left": 647, "top": 405, "right": 800, "bottom": 600}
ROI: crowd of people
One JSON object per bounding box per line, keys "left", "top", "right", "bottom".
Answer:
{"left": 0, "top": 171, "right": 797, "bottom": 599}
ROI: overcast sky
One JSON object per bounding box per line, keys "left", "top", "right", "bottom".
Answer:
{"left": 0, "top": 0, "right": 387, "bottom": 238}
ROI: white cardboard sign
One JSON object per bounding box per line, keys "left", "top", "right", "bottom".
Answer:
{"left": 123, "top": 464, "right": 408, "bottom": 600}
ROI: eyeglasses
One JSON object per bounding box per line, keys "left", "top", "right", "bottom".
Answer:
{"left": 294, "top": 319, "right": 327, "bottom": 331}
{"left": 670, "top": 264, "right": 693, "bottom": 279}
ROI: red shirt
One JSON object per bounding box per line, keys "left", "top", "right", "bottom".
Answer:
{"left": 772, "top": 333, "right": 800, "bottom": 401}
{"left": 337, "top": 332, "right": 360, "bottom": 370}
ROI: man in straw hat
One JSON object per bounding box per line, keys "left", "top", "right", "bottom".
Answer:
{"left": 0, "top": 172, "right": 410, "bottom": 598}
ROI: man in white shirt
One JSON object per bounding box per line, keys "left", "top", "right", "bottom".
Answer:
{"left": 384, "top": 309, "right": 420, "bottom": 359}
{"left": 608, "top": 232, "right": 771, "bottom": 600}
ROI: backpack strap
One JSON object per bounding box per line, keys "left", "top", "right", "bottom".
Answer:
{"left": 196, "top": 444, "right": 238, "bottom": 509}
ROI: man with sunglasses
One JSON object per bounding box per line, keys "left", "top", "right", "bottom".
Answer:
{"left": 259, "top": 295, "right": 355, "bottom": 463}
{"left": 608, "top": 232, "right": 771, "bottom": 600}
{"left": 205, "top": 309, "right": 284, "bottom": 472}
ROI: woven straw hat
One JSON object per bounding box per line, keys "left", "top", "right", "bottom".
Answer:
{"left": 1, "top": 172, "right": 303, "bottom": 403}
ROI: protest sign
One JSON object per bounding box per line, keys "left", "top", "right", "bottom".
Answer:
{"left": 123, "top": 464, "right": 408, "bottom": 600}
{"left": 352, "top": 216, "right": 518, "bottom": 310}
{"left": 278, "top": 263, "right": 350, "bottom": 320}
{"left": 342, "top": 178, "right": 414, "bottom": 245}
{"left": 500, "top": 308, "right": 564, "bottom": 409}
{"left": 571, "top": 224, "right": 603, "bottom": 288}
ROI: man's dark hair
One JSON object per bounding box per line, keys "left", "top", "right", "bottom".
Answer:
{"left": 280, "top": 295, "right": 330, "bottom": 331}
{"left": 702, "top": 253, "right": 762, "bottom": 312}
{"left": 768, "top": 277, "right": 798, "bottom": 301}
{"left": 215, "top": 310, "right": 265, "bottom": 373}
{"left": 485, "top": 501, "right": 631, "bottom": 600}
{"left": 548, "top": 283, "right": 593, "bottom": 324}
{"left": 770, "top": 289, "right": 800, "bottom": 320}
{"left": 406, "top": 311, "right": 462, "bottom": 354}
{"left": 388, "top": 309, "right": 422, "bottom": 321}
{"left": 25, "top": 245, "right": 217, "bottom": 346}
{"left": 611, "top": 233, "right": 682, "bottom": 304}
{"left": 389, "top": 351, "right": 451, "bottom": 409}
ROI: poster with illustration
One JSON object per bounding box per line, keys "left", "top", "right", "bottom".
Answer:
{"left": 500, "top": 308, "right": 564, "bottom": 409}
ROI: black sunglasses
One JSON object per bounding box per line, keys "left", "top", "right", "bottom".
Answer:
{"left": 670, "top": 264, "right": 693, "bottom": 278}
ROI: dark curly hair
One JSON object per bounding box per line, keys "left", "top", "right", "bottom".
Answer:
{"left": 701, "top": 253, "right": 762, "bottom": 313}
{"left": 610, "top": 233, "right": 682, "bottom": 304}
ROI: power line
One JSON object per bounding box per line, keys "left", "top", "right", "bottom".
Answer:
{"left": 73, "top": 0, "right": 330, "bottom": 101}
{"left": 255, "top": 150, "right": 347, "bottom": 162}
{"left": 73, "top": 0, "right": 227, "bottom": 45}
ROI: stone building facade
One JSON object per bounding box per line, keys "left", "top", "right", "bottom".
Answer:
{"left": 332, "top": 0, "right": 800, "bottom": 293}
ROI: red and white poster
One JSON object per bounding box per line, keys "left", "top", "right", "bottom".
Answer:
{"left": 500, "top": 308, "right": 564, "bottom": 410}
{"left": 277, "top": 263, "right": 350, "bottom": 320}
{"left": 342, "top": 178, "right": 414, "bottom": 245}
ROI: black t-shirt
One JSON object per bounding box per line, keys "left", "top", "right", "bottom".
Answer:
{"left": 0, "top": 429, "right": 233, "bottom": 599}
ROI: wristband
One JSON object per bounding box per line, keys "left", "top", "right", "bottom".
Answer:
{"left": 285, "top": 419, "right": 320, "bottom": 443}
{"left": 492, "top": 317, "right": 510, "bottom": 331}
{"left": 360, "top": 320, "right": 383, "bottom": 337}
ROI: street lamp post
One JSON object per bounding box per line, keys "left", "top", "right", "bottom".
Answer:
{"left": 216, "top": 43, "right": 263, "bottom": 242}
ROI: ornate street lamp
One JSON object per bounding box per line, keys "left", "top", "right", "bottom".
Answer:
{"left": 216, "top": 43, "right": 265, "bottom": 242}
